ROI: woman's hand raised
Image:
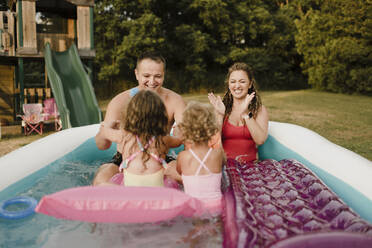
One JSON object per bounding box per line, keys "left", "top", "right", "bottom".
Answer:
{"left": 243, "top": 92, "right": 255, "bottom": 110}
{"left": 208, "top": 93, "right": 225, "bottom": 116}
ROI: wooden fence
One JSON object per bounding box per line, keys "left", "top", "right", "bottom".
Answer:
{"left": 23, "top": 88, "right": 52, "bottom": 104}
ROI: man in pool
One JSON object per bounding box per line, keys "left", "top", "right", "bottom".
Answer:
{"left": 93, "top": 51, "right": 186, "bottom": 186}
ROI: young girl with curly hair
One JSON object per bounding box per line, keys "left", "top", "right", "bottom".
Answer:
{"left": 97, "top": 90, "right": 182, "bottom": 187}
{"left": 176, "top": 101, "right": 225, "bottom": 212}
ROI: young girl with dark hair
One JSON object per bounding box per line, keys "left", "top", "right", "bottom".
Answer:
{"left": 96, "top": 90, "right": 182, "bottom": 187}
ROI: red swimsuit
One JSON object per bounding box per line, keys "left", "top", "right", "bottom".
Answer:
{"left": 222, "top": 119, "right": 258, "bottom": 163}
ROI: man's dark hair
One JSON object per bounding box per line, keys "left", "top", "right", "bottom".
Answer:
{"left": 137, "top": 51, "right": 166, "bottom": 70}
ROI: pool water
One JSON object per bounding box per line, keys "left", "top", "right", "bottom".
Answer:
{"left": 0, "top": 158, "right": 222, "bottom": 247}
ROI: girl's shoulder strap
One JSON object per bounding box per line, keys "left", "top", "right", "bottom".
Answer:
{"left": 189, "top": 148, "right": 213, "bottom": 176}
{"left": 136, "top": 135, "right": 155, "bottom": 150}
{"left": 119, "top": 135, "right": 155, "bottom": 171}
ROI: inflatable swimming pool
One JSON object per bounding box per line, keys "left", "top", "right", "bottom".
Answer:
{"left": 0, "top": 122, "right": 371, "bottom": 247}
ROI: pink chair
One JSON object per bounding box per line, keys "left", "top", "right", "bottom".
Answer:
{"left": 18, "top": 103, "right": 44, "bottom": 135}
{"left": 43, "top": 98, "right": 62, "bottom": 131}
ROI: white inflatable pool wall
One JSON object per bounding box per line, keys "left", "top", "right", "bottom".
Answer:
{"left": 0, "top": 124, "right": 100, "bottom": 192}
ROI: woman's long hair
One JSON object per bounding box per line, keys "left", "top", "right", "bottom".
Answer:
{"left": 122, "top": 90, "right": 168, "bottom": 165}
{"left": 222, "top": 62, "right": 262, "bottom": 120}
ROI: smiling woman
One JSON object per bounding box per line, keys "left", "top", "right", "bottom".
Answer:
{"left": 208, "top": 62, "right": 269, "bottom": 163}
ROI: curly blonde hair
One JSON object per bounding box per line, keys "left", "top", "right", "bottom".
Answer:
{"left": 179, "top": 101, "right": 219, "bottom": 144}
{"left": 122, "top": 90, "right": 169, "bottom": 163}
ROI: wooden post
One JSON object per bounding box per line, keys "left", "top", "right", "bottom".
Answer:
{"left": 22, "top": 0, "right": 37, "bottom": 52}
{"left": 37, "top": 88, "right": 43, "bottom": 103}
{"left": 0, "top": 12, "right": 3, "bottom": 51}
{"left": 6, "top": 12, "right": 15, "bottom": 56}
{"left": 67, "top": 18, "right": 75, "bottom": 48}
{"left": 23, "top": 88, "right": 28, "bottom": 104}
{"left": 29, "top": 88, "right": 35, "bottom": 103}
{"left": 17, "top": 0, "right": 37, "bottom": 54}
{"left": 18, "top": 58, "right": 24, "bottom": 107}
{"left": 77, "top": 6, "right": 91, "bottom": 50}
{"left": 16, "top": 0, "right": 23, "bottom": 48}
{"left": 89, "top": 6, "right": 94, "bottom": 49}
{"left": 0, "top": 12, "right": 3, "bottom": 32}
{"left": 45, "top": 88, "right": 51, "bottom": 99}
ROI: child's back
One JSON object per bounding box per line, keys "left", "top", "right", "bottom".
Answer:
{"left": 176, "top": 101, "right": 225, "bottom": 213}
{"left": 102, "top": 90, "right": 182, "bottom": 187}
{"left": 120, "top": 133, "right": 169, "bottom": 187}
{"left": 178, "top": 145, "right": 224, "bottom": 200}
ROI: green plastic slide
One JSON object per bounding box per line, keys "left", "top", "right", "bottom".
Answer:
{"left": 44, "top": 43, "right": 102, "bottom": 129}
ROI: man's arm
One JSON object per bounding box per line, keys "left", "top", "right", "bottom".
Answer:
{"left": 101, "top": 122, "right": 123, "bottom": 143}
{"left": 163, "top": 135, "right": 183, "bottom": 148}
{"left": 95, "top": 92, "right": 129, "bottom": 150}
{"left": 171, "top": 93, "right": 186, "bottom": 138}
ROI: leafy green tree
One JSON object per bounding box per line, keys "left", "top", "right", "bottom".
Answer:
{"left": 93, "top": 0, "right": 307, "bottom": 93}
{"left": 94, "top": 0, "right": 166, "bottom": 93}
{"left": 295, "top": 0, "right": 372, "bottom": 94}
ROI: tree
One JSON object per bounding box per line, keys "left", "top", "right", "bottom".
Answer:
{"left": 93, "top": 0, "right": 307, "bottom": 93}
{"left": 94, "top": 0, "right": 166, "bottom": 93}
{"left": 295, "top": 0, "right": 372, "bottom": 94}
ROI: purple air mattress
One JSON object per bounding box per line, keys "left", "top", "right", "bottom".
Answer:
{"left": 221, "top": 159, "right": 372, "bottom": 248}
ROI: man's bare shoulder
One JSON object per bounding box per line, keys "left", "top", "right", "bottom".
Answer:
{"left": 160, "top": 87, "right": 185, "bottom": 124}
{"left": 104, "top": 90, "right": 131, "bottom": 121}
{"left": 161, "top": 87, "right": 184, "bottom": 103}
{"left": 110, "top": 90, "right": 131, "bottom": 105}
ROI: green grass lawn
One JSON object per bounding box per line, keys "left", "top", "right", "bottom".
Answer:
{"left": 182, "top": 89, "right": 372, "bottom": 161}
{"left": 1, "top": 90, "right": 370, "bottom": 160}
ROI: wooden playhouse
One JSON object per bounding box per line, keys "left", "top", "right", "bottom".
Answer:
{"left": 0, "top": 0, "right": 95, "bottom": 129}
